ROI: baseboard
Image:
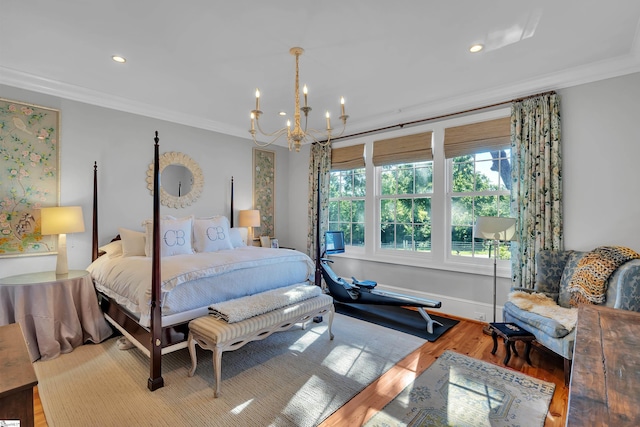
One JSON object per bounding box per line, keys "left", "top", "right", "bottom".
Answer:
{"left": 373, "top": 283, "right": 503, "bottom": 323}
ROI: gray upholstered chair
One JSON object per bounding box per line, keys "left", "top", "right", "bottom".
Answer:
{"left": 503, "top": 249, "right": 640, "bottom": 384}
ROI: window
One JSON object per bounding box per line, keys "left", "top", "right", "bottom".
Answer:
{"left": 379, "top": 161, "right": 432, "bottom": 251}
{"left": 449, "top": 149, "right": 512, "bottom": 258}
{"left": 329, "top": 168, "right": 365, "bottom": 246}
{"left": 329, "top": 144, "right": 366, "bottom": 247}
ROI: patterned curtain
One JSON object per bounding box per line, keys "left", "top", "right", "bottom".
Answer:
{"left": 510, "top": 93, "right": 563, "bottom": 288}
{"left": 307, "top": 143, "right": 331, "bottom": 273}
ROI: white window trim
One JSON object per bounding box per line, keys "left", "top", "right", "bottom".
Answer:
{"left": 328, "top": 107, "right": 512, "bottom": 278}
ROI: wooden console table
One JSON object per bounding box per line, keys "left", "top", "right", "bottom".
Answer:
{"left": 0, "top": 323, "right": 38, "bottom": 427}
{"left": 567, "top": 304, "right": 640, "bottom": 426}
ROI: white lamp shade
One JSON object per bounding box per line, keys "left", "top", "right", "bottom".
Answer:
{"left": 40, "top": 206, "right": 85, "bottom": 235}
{"left": 475, "top": 216, "right": 517, "bottom": 241}
{"left": 238, "top": 210, "right": 260, "bottom": 228}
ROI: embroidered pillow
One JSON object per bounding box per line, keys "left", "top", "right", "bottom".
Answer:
{"left": 193, "top": 216, "right": 234, "bottom": 252}
{"left": 118, "top": 228, "right": 146, "bottom": 257}
{"left": 143, "top": 216, "right": 194, "bottom": 257}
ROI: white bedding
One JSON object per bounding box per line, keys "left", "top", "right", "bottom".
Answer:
{"left": 87, "top": 246, "right": 315, "bottom": 327}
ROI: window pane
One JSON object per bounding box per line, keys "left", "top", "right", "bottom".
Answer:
{"left": 452, "top": 156, "right": 475, "bottom": 192}
{"left": 397, "top": 198, "right": 412, "bottom": 223}
{"left": 414, "top": 198, "right": 431, "bottom": 224}
{"left": 352, "top": 223, "right": 365, "bottom": 246}
{"left": 395, "top": 223, "right": 412, "bottom": 250}
{"left": 396, "top": 167, "right": 414, "bottom": 194}
{"left": 415, "top": 164, "right": 433, "bottom": 193}
{"left": 414, "top": 223, "right": 431, "bottom": 252}
{"left": 329, "top": 201, "right": 339, "bottom": 222}
{"left": 381, "top": 167, "right": 396, "bottom": 195}
{"left": 353, "top": 199, "right": 365, "bottom": 222}
{"left": 380, "top": 223, "right": 394, "bottom": 248}
{"left": 381, "top": 199, "right": 394, "bottom": 223}
{"left": 339, "top": 200, "right": 351, "bottom": 222}
{"left": 354, "top": 169, "right": 366, "bottom": 197}
{"left": 329, "top": 172, "right": 340, "bottom": 198}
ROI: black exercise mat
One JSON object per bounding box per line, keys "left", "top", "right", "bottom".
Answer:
{"left": 334, "top": 302, "right": 459, "bottom": 342}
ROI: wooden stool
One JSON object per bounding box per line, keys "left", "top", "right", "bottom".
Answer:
{"left": 489, "top": 322, "right": 535, "bottom": 366}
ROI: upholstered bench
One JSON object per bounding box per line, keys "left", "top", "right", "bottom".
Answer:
{"left": 187, "top": 294, "right": 334, "bottom": 397}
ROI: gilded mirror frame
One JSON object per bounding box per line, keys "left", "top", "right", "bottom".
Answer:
{"left": 146, "top": 151, "right": 204, "bottom": 208}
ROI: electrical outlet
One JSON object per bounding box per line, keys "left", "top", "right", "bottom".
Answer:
{"left": 474, "top": 312, "right": 486, "bottom": 321}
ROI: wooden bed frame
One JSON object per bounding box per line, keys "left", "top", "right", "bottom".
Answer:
{"left": 91, "top": 132, "right": 236, "bottom": 391}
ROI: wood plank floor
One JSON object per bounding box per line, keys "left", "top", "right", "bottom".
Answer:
{"left": 33, "top": 314, "right": 568, "bottom": 427}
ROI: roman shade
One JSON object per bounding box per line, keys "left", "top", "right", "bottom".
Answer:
{"left": 444, "top": 117, "right": 511, "bottom": 158}
{"left": 372, "top": 132, "right": 432, "bottom": 166}
{"left": 331, "top": 144, "right": 365, "bottom": 170}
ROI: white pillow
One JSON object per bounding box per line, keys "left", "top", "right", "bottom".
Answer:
{"left": 143, "top": 216, "right": 194, "bottom": 257}
{"left": 118, "top": 228, "right": 146, "bottom": 257}
{"left": 99, "top": 240, "right": 123, "bottom": 259}
{"left": 229, "top": 227, "right": 247, "bottom": 248}
{"left": 193, "top": 216, "right": 234, "bottom": 252}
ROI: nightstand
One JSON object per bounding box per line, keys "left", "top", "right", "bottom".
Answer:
{"left": 0, "top": 270, "right": 113, "bottom": 361}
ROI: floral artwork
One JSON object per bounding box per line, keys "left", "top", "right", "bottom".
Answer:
{"left": 0, "top": 98, "right": 59, "bottom": 257}
{"left": 253, "top": 148, "right": 275, "bottom": 238}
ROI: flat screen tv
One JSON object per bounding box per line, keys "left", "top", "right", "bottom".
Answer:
{"left": 325, "top": 230, "right": 345, "bottom": 255}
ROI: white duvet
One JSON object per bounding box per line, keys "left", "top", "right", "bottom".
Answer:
{"left": 87, "top": 246, "right": 315, "bottom": 327}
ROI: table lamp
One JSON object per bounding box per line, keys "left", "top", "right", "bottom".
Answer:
{"left": 475, "top": 216, "right": 517, "bottom": 334}
{"left": 238, "top": 209, "right": 260, "bottom": 246}
{"left": 40, "top": 206, "right": 85, "bottom": 275}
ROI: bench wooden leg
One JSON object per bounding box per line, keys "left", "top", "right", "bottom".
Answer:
{"left": 213, "top": 347, "right": 222, "bottom": 398}
{"left": 328, "top": 304, "right": 335, "bottom": 340}
{"left": 187, "top": 332, "right": 198, "bottom": 377}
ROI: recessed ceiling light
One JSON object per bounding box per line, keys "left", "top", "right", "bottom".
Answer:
{"left": 469, "top": 44, "right": 484, "bottom": 53}
{"left": 112, "top": 55, "right": 126, "bottom": 63}
{"left": 279, "top": 111, "right": 287, "bottom": 116}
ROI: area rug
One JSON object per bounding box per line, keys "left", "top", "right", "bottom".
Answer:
{"left": 34, "top": 313, "right": 425, "bottom": 427}
{"left": 364, "top": 350, "right": 555, "bottom": 427}
{"left": 335, "top": 302, "right": 459, "bottom": 341}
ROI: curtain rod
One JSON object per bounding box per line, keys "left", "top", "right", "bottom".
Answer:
{"left": 325, "top": 90, "right": 557, "bottom": 143}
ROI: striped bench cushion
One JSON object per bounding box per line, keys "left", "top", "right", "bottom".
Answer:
{"left": 189, "top": 293, "right": 333, "bottom": 344}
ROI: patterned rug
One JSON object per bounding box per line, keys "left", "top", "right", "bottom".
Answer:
{"left": 365, "top": 350, "right": 555, "bottom": 427}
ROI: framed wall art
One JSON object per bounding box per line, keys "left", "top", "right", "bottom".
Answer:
{"left": 0, "top": 98, "right": 60, "bottom": 257}
{"left": 252, "top": 147, "right": 275, "bottom": 238}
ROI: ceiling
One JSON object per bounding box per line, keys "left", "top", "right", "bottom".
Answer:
{"left": 2, "top": 1, "right": 640, "bottom": 145}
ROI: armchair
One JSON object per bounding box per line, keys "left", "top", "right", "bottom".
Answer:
{"left": 503, "top": 249, "right": 640, "bottom": 384}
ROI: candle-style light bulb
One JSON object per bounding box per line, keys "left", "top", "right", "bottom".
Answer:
{"left": 250, "top": 112, "right": 255, "bottom": 131}
{"left": 303, "top": 85, "right": 308, "bottom": 107}
{"left": 340, "top": 97, "right": 345, "bottom": 117}
{"left": 326, "top": 111, "right": 331, "bottom": 130}
{"left": 255, "top": 89, "right": 260, "bottom": 111}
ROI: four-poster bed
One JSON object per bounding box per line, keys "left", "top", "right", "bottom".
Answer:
{"left": 90, "top": 132, "right": 315, "bottom": 390}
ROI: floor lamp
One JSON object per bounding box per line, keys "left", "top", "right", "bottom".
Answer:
{"left": 475, "top": 216, "right": 517, "bottom": 335}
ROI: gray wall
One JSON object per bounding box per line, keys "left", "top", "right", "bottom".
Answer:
{"left": 2, "top": 72, "right": 639, "bottom": 320}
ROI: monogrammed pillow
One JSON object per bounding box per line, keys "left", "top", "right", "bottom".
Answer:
{"left": 143, "top": 216, "right": 194, "bottom": 257}
{"left": 193, "top": 216, "right": 234, "bottom": 253}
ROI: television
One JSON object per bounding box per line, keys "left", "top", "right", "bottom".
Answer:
{"left": 325, "top": 230, "right": 345, "bottom": 255}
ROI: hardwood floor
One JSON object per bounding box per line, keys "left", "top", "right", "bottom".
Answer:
{"left": 32, "top": 314, "right": 568, "bottom": 426}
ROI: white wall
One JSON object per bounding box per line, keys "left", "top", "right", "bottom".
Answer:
{"left": 287, "top": 72, "right": 640, "bottom": 321}
{"left": 2, "top": 72, "right": 639, "bottom": 321}
{"left": 0, "top": 84, "right": 291, "bottom": 277}
{"left": 561, "top": 72, "right": 640, "bottom": 251}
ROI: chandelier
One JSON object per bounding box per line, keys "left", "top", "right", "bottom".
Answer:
{"left": 250, "top": 47, "right": 348, "bottom": 152}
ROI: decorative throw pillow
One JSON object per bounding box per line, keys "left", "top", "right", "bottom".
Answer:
{"left": 193, "top": 216, "right": 234, "bottom": 252}
{"left": 99, "top": 240, "right": 123, "bottom": 259}
{"left": 229, "top": 227, "right": 247, "bottom": 248}
{"left": 118, "top": 228, "right": 146, "bottom": 257}
{"left": 143, "top": 216, "right": 194, "bottom": 257}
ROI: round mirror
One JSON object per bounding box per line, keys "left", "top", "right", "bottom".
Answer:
{"left": 161, "top": 164, "right": 193, "bottom": 197}
{"left": 146, "top": 152, "right": 204, "bottom": 208}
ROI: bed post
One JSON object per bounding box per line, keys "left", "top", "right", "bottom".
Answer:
{"left": 92, "top": 161, "right": 99, "bottom": 262}
{"left": 148, "top": 131, "right": 164, "bottom": 391}
{"left": 230, "top": 176, "right": 234, "bottom": 227}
